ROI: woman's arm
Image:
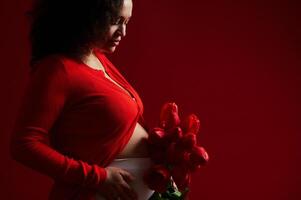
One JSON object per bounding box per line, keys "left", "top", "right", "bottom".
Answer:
{"left": 9, "top": 57, "right": 107, "bottom": 189}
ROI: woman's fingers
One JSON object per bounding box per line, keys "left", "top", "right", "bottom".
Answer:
{"left": 119, "top": 169, "right": 136, "bottom": 183}
{"left": 116, "top": 180, "right": 137, "bottom": 200}
{"left": 121, "top": 180, "right": 138, "bottom": 200}
{"left": 99, "top": 167, "right": 138, "bottom": 200}
{"left": 119, "top": 170, "right": 138, "bottom": 199}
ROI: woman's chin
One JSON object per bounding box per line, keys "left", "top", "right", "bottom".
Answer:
{"left": 102, "top": 46, "right": 117, "bottom": 54}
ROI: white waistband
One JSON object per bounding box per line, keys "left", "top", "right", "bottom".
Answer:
{"left": 97, "top": 157, "right": 154, "bottom": 200}
{"left": 109, "top": 157, "right": 152, "bottom": 169}
{"left": 112, "top": 157, "right": 151, "bottom": 162}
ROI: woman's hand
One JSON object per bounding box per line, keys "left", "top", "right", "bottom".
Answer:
{"left": 97, "top": 166, "right": 138, "bottom": 200}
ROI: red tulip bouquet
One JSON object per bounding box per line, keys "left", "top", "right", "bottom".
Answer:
{"left": 143, "top": 102, "right": 209, "bottom": 200}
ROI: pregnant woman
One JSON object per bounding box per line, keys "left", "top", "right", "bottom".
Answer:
{"left": 10, "top": 0, "right": 153, "bottom": 199}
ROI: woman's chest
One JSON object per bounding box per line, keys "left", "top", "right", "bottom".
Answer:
{"left": 63, "top": 69, "right": 139, "bottom": 127}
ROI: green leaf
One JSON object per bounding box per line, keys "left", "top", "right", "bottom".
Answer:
{"left": 148, "top": 183, "right": 189, "bottom": 200}
{"left": 172, "top": 191, "right": 182, "bottom": 197}
{"left": 148, "top": 192, "right": 161, "bottom": 200}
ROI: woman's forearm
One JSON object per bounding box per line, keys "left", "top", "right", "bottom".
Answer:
{"left": 10, "top": 127, "right": 107, "bottom": 189}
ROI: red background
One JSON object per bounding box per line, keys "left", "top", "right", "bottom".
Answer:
{"left": 1, "top": 0, "right": 300, "bottom": 199}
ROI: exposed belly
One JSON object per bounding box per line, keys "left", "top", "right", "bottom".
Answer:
{"left": 115, "top": 122, "right": 150, "bottom": 158}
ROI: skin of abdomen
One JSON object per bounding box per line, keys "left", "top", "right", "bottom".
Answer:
{"left": 115, "top": 122, "right": 149, "bottom": 158}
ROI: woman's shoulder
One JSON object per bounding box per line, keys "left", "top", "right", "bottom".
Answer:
{"left": 31, "top": 54, "right": 82, "bottom": 76}
{"left": 31, "top": 54, "right": 65, "bottom": 72}
{"left": 28, "top": 54, "right": 76, "bottom": 89}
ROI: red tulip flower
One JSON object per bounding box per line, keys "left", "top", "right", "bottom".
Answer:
{"left": 166, "top": 126, "right": 183, "bottom": 143}
{"left": 149, "top": 145, "right": 167, "bottom": 164}
{"left": 143, "top": 165, "right": 171, "bottom": 193}
{"left": 167, "top": 142, "right": 190, "bottom": 165}
{"left": 148, "top": 127, "right": 166, "bottom": 145}
{"left": 189, "top": 146, "right": 209, "bottom": 171}
{"left": 181, "top": 114, "right": 201, "bottom": 135}
{"left": 159, "top": 102, "right": 181, "bottom": 130}
{"left": 171, "top": 164, "right": 191, "bottom": 191}
{"left": 144, "top": 102, "right": 209, "bottom": 199}
{"left": 177, "top": 133, "right": 197, "bottom": 151}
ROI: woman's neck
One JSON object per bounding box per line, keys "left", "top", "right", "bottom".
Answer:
{"left": 82, "top": 50, "right": 105, "bottom": 71}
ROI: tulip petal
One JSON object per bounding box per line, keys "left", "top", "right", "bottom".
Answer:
{"left": 143, "top": 165, "right": 171, "bottom": 193}
{"left": 182, "top": 114, "right": 201, "bottom": 135}
{"left": 189, "top": 146, "right": 209, "bottom": 170}
{"left": 159, "top": 102, "right": 181, "bottom": 130}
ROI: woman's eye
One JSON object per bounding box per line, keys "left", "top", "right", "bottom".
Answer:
{"left": 111, "top": 17, "right": 130, "bottom": 25}
{"left": 112, "top": 18, "right": 122, "bottom": 25}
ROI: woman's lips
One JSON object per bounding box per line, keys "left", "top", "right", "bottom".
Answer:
{"left": 110, "top": 40, "right": 120, "bottom": 46}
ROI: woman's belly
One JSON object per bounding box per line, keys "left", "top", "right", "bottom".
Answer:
{"left": 115, "top": 122, "right": 149, "bottom": 158}
{"left": 95, "top": 123, "right": 153, "bottom": 200}
{"left": 95, "top": 158, "right": 154, "bottom": 200}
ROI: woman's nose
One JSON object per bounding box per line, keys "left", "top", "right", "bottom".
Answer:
{"left": 117, "top": 24, "right": 126, "bottom": 37}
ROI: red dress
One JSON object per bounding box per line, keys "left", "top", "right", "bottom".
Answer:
{"left": 10, "top": 48, "right": 149, "bottom": 200}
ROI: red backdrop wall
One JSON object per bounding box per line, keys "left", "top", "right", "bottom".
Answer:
{"left": 1, "top": 0, "right": 300, "bottom": 199}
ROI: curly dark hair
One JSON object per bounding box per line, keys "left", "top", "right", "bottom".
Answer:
{"left": 28, "top": 0, "right": 124, "bottom": 66}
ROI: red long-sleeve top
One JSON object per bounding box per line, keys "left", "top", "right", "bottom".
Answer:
{"left": 10, "top": 48, "right": 148, "bottom": 200}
